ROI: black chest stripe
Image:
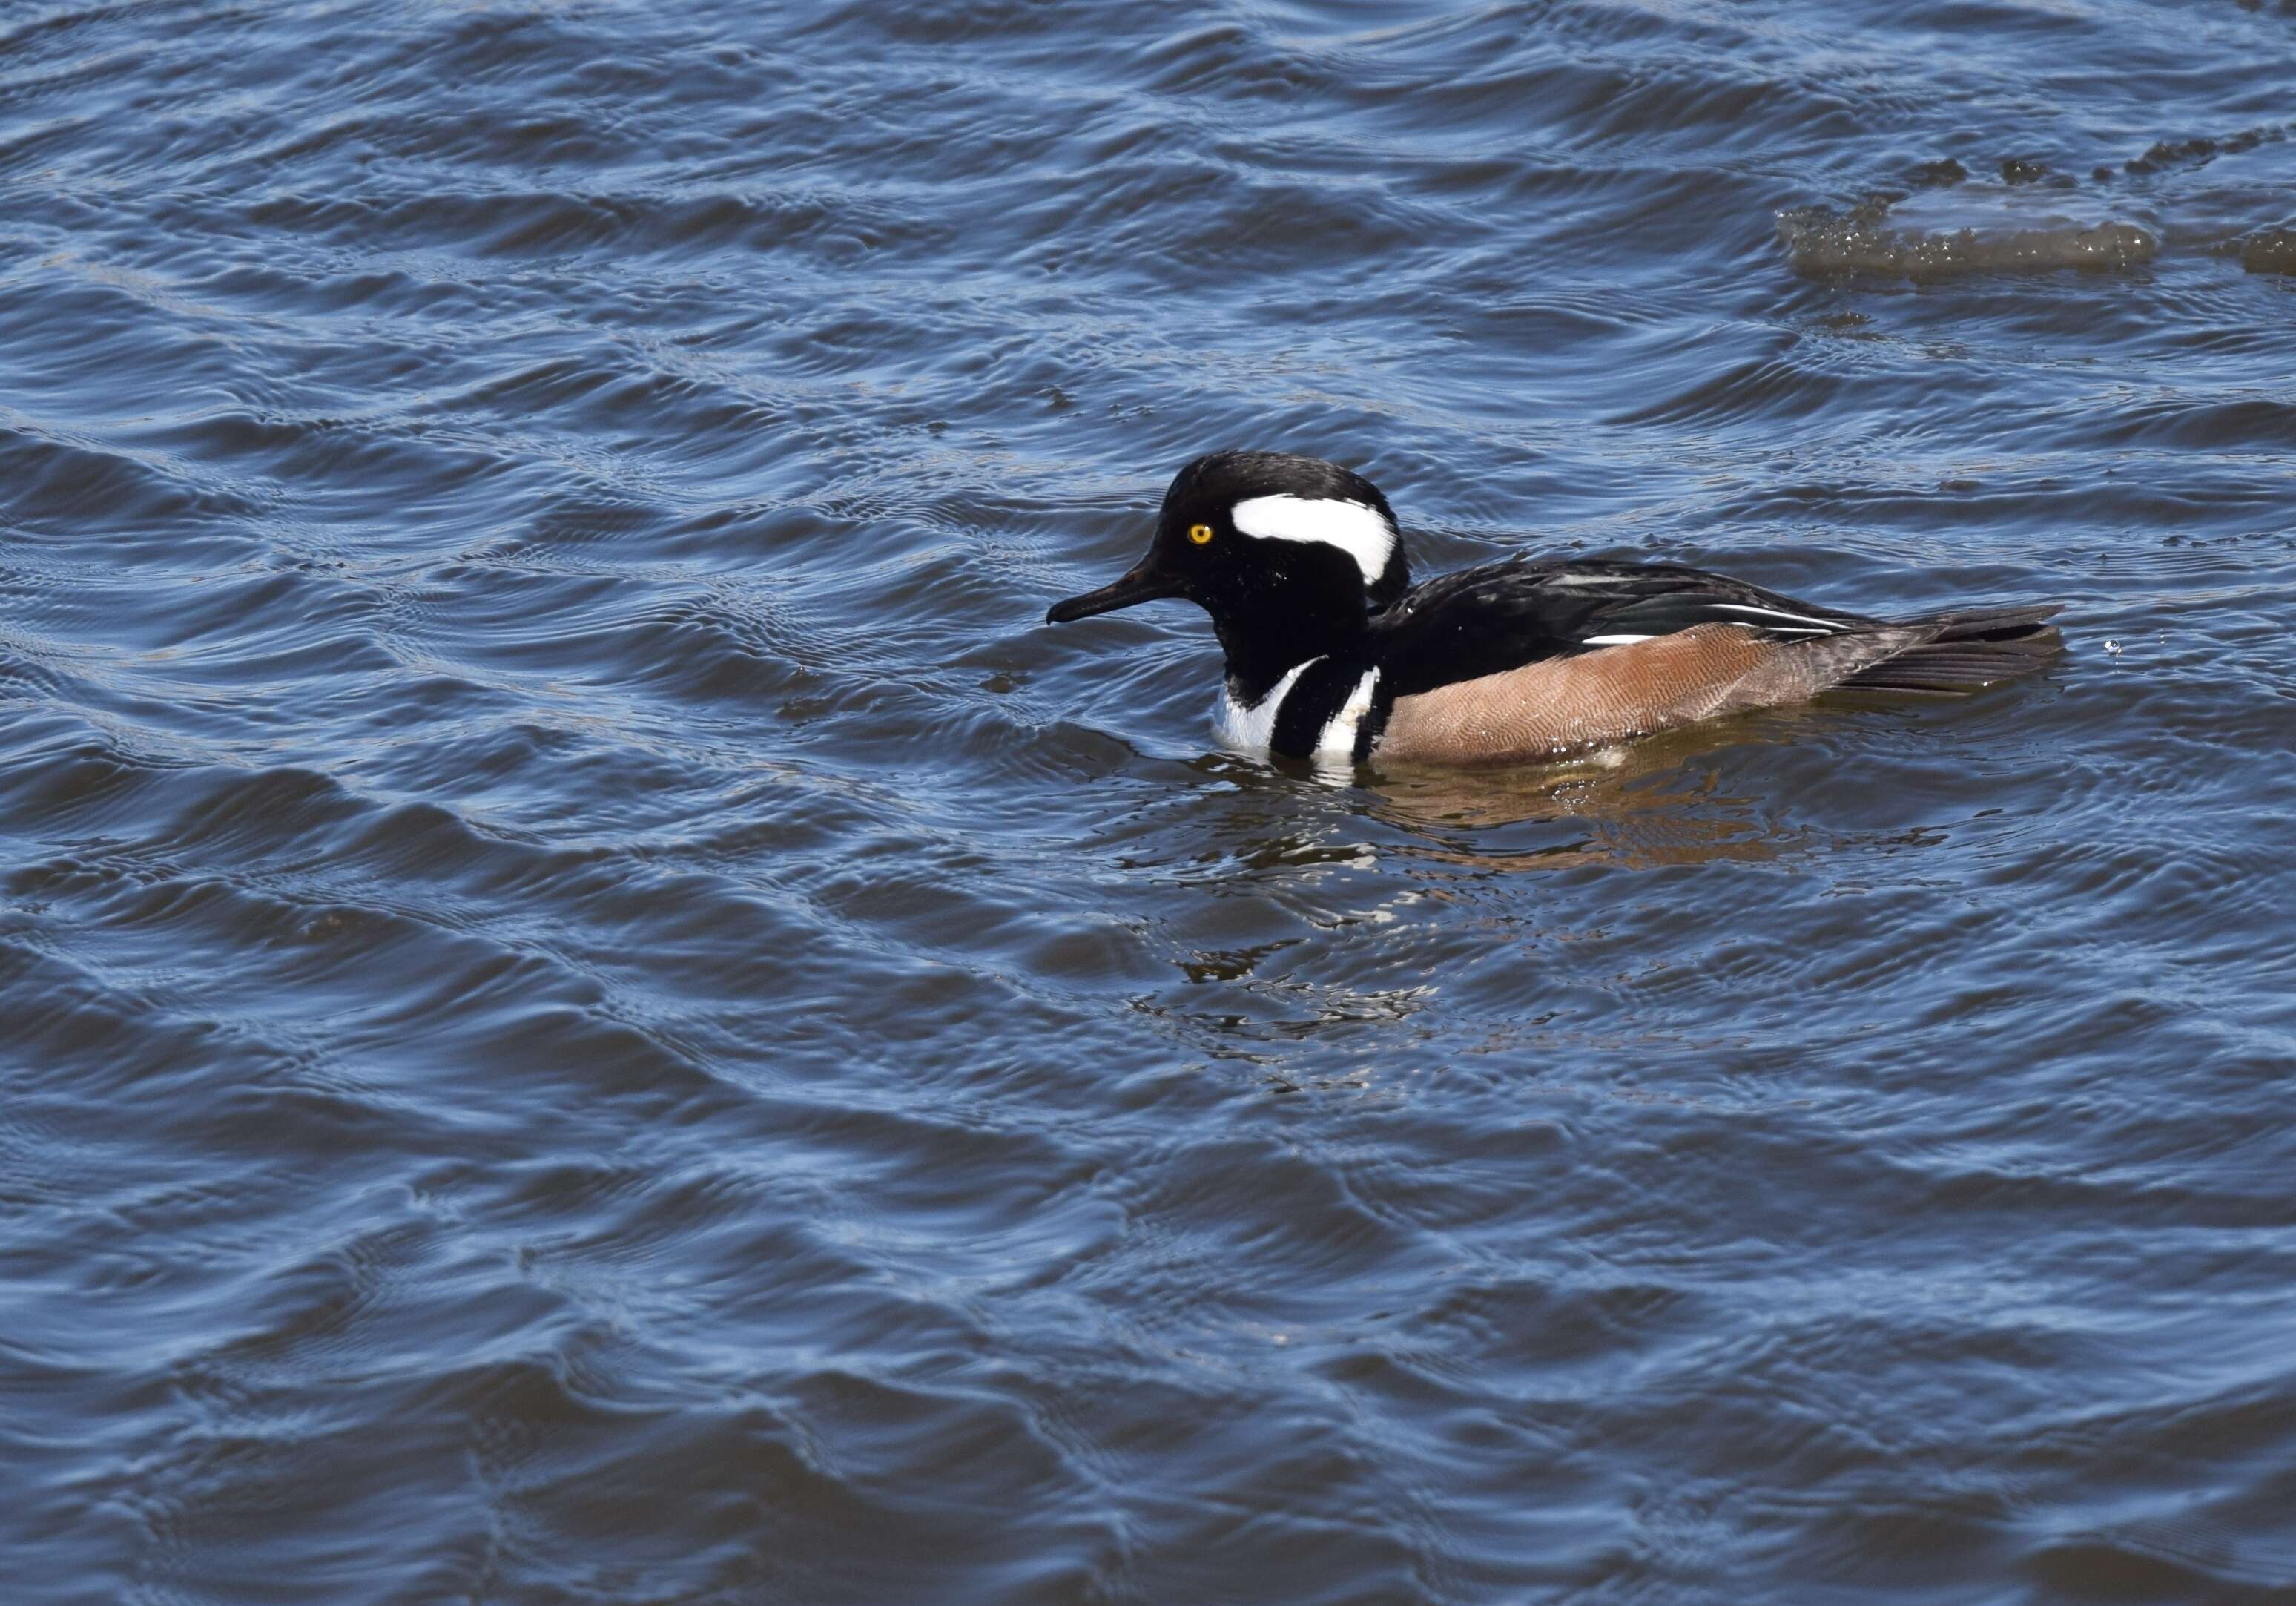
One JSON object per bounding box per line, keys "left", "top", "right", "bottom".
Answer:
{"left": 1269, "top": 658, "right": 1369, "bottom": 758}
{"left": 1353, "top": 685, "right": 1394, "bottom": 765}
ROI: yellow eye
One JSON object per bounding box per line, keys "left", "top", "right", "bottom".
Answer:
{"left": 1187, "top": 522, "right": 1214, "bottom": 545}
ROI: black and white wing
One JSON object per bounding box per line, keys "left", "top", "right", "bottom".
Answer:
{"left": 1368, "top": 556, "right": 1875, "bottom": 698}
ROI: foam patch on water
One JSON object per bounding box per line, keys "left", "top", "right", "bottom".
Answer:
{"left": 1778, "top": 185, "right": 2157, "bottom": 280}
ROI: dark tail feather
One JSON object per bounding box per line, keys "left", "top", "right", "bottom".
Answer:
{"left": 1840, "top": 604, "right": 2065, "bottom": 693}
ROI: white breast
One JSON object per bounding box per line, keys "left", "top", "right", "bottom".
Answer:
{"left": 1315, "top": 668, "right": 1380, "bottom": 760}
{"left": 1215, "top": 658, "right": 1319, "bottom": 754}
{"left": 1213, "top": 660, "right": 1382, "bottom": 766}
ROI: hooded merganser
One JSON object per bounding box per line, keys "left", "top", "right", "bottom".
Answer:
{"left": 1046, "top": 451, "right": 2062, "bottom": 766}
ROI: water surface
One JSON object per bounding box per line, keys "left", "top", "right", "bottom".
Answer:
{"left": 5, "top": 1, "right": 2296, "bottom": 1601}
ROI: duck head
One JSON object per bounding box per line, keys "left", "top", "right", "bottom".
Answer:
{"left": 1046, "top": 451, "right": 1411, "bottom": 697}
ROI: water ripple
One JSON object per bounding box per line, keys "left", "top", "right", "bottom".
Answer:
{"left": 7, "top": 0, "right": 2296, "bottom": 1600}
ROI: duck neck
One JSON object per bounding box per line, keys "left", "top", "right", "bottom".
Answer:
{"left": 1213, "top": 603, "right": 1369, "bottom": 705}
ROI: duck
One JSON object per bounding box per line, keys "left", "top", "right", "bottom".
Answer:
{"left": 1046, "top": 450, "right": 2062, "bottom": 766}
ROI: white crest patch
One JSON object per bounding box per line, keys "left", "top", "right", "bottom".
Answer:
{"left": 1230, "top": 495, "right": 1396, "bottom": 587}
{"left": 1215, "top": 658, "right": 1319, "bottom": 754}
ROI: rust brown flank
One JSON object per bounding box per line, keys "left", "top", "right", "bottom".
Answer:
{"left": 1376, "top": 623, "right": 1928, "bottom": 764}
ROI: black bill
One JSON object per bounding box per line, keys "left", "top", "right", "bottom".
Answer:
{"left": 1045, "top": 558, "right": 1183, "bottom": 625}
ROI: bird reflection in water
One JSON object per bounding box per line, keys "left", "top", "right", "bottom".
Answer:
{"left": 1357, "top": 705, "right": 1843, "bottom": 872}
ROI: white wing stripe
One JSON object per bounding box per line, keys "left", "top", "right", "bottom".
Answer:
{"left": 1710, "top": 602, "right": 1847, "bottom": 631}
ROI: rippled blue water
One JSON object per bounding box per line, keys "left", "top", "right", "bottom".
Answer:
{"left": 6, "top": 1, "right": 2296, "bottom": 1600}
